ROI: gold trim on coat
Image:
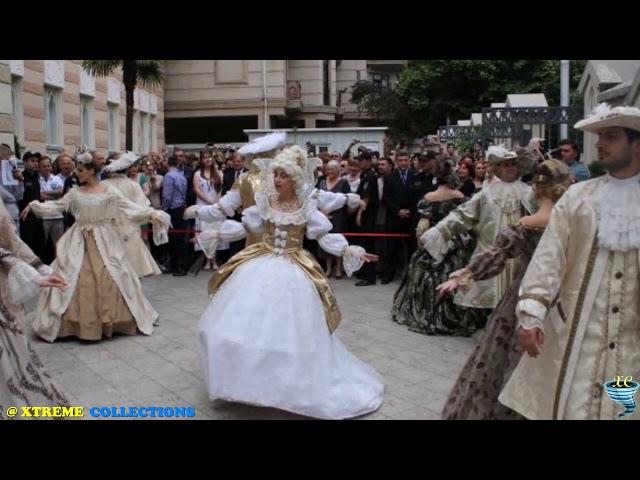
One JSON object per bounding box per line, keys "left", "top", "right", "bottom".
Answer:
{"left": 553, "top": 235, "right": 599, "bottom": 420}
{"left": 518, "top": 293, "right": 551, "bottom": 309}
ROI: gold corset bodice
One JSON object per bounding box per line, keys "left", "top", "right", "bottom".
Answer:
{"left": 262, "top": 221, "right": 306, "bottom": 253}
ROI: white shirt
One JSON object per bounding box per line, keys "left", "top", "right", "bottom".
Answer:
{"left": 55, "top": 172, "right": 72, "bottom": 185}
{"left": 39, "top": 174, "right": 64, "bottom": 219}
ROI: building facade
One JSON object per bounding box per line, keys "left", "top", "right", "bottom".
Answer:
{"left": 0, "top": 60, "right": 15, "bottom": 150}
{"left": 8, "top": 60, "right": 165, "bottom": 158}
{"left": 163, "top": 60, "right": 405, "bottom": 145}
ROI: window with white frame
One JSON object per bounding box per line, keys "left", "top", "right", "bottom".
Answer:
{"left": 11, "top": 76, "right": 24, "bottom": 144}
{"left": 44, "top": 87, "right": 62, "bottom": 147}
{"left": 108, "top": 103, "right": 119, "bottom": 152}
{"left": 80, "top": 96, "right": 95, "bottom": 147}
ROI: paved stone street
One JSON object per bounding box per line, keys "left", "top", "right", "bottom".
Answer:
{"left": 28, "top": 272, "right": 478, "bottom": 420}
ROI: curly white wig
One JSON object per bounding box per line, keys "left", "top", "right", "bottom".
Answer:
{"left": 270, "top": 148, "right": 306, "bottom": 198}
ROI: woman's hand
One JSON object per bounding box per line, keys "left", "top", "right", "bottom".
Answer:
{"left": 517, "top": 327, "right": 544, "bottom": 357}
{"left": 436, "top": 278, "right": 460, "bottom": 300}
{"left": 184, "top": 205, "right": 198, "bottom": 220}
{"left": 362, "top": 253, "right": 379, "bottom": 263}
{"left": 35, "top": 272, "right": 68, "bottom": 290}
{"left": 150, "top": 211, "right": 166, "bottom": 226}
{"left": 20, "top": 205, "right": 31, "bottom": 221}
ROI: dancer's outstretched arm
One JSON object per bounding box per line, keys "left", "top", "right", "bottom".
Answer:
{"left": 437, "top": 224, "right": 529, "bottom": 298}
{"left": 306, "top": 208, "right": 377, "bottom": 277}
{"left": 419, "top": 192, "right": 483, "bottom": 262}
{"left": 194, "top": 205, "right": 264, "bottom": 259}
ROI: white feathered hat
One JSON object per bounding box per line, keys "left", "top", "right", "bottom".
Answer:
{"left": 574, "top": 103, "right": 640, "bottom": 134}
{"left": 105, "top": 151, "right": 139, "bottom": 173}
{"left": 238, "top": 131, "right": 286, "bottom": 155}
{"left": 486, "top": 145, "right": 517, "bottom": 165}
{"left": 486, "top": 144, "right": 533, "bottom": 172}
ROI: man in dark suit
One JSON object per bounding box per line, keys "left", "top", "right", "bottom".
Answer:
{"left": 374, "top": 157, "right": 395, "bottom": 284}
{"left": 18, "top": 151, "right": 45, "bottom": 260}
{"left": 355, "top": 151, "right": 379, "bottom": 286}
{"left": 223, "top": 153, "right": 248, "bottom": 194}
{"left": 380, "top": 150, "right": 416, "bottom": 283}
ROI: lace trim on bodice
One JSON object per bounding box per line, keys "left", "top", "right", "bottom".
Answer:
{"left": 254, "top": 190, "right": 317, "bottom": 226}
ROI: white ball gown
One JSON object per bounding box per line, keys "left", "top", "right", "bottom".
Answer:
{"left": 196, "top": 188, "right": 385, "bottom": 419}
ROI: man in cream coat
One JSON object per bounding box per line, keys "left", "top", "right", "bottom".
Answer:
{"left": 500, "top": 103, "right": 640, "bottom": 420}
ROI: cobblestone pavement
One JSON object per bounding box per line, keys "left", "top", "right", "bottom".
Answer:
{"left": 28, "top": 273, "right": 477, "bottom": 420}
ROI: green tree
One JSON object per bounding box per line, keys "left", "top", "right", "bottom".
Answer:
{"left": 352, "top": 60, "right": 587, "bottom": 142}
{"left": 82, "top": 60, "right": 164, "bottom": 151}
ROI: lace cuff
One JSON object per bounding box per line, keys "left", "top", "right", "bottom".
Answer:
{"left": 219, "top": 191, "right": 241, "bottom": 217}
{"left": 8, "top": 261, "right": 42, "bottom": 304}
{"left": 449, "top": 268, "right": 474, "bottom": 292}
{"left": 345, "top": 193, "right": 361, "bottom": 210}
{"left": 421, "top": 227, "right": 451, "bottom": 262}
{"left": 195, "top": 230, "right": 220, "bottom": 260}
{"left": 152, "top": 210, "right": 171, "bottom": 245}
{"left": 36, "top": 263, "right": 53, "bottom": 276}
{"left": 516, "top": 299, "right": 547, "bottom": 333}
{"left": 342, "top": 245, "right": 366, "bottom": 277}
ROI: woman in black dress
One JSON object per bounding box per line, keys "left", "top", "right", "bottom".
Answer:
{"left": 317, "top": 160, "right": 351, "bottom": 278}
{"left": 392, "top": 157, "right": 478, "bottom": 336}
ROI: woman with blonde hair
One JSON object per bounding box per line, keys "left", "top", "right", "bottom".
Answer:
{"left": 196, "top": 146, "right": 384, "bottom": 419}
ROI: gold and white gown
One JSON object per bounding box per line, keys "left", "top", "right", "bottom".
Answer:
{"left": 196, "top": 186, "right": 384, "bottom": 419}
{"left": 28, "top": 185, "right": 170, "bottom": 342}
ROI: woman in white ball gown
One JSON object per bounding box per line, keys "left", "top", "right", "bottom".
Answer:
{"left": 195, "top": 146, "right": 385, "bottom": 419}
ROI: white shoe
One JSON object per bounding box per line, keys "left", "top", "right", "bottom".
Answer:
{"left": 203, "top": 262, "right": 211, "bottom": 271}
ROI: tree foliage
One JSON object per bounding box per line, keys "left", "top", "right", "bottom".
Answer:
{"left": 351, "top": 60, "right": 587, "bottom": 142}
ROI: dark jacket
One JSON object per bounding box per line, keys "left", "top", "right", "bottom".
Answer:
{"left": 383, "top": 168, "right": 416, "bottom": 232}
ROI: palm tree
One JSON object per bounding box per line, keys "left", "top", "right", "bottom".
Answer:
{"left": 82, "top": 60, "right": 164, "bottom": 151}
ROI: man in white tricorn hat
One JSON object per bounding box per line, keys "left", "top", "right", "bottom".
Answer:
{"left": 185, "top": 132, "right": 360, "bottom": 246}
{"left": 499, "top": 103, "right": 640, "bottom": 420}
{"left": 421, "top": 145, "right": 536, "bottom": 328}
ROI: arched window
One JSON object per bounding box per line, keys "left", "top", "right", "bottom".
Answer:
{"left": 80, "top": 96, "right": 94, "bottom": 147}
{"left": 45, "top": 88, "right": 60, "bottom": 146}
{"left": 588, "top": 86, "right": 596, "bottom": 113}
